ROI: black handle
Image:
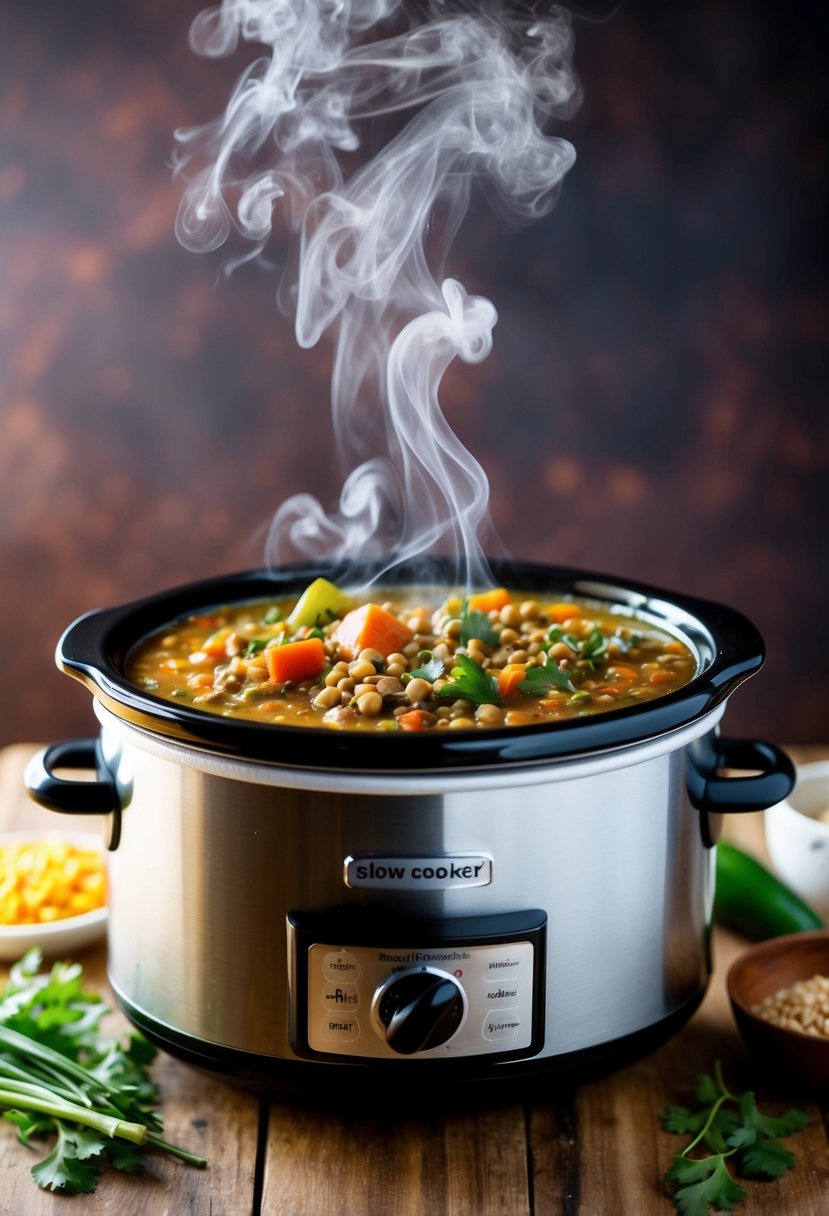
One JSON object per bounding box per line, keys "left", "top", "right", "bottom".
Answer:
{"left": 24, "top": 739, "right": 121, "bottom": 850}
{"left": 690, "top": 737, "right": 795, "bottom": 814}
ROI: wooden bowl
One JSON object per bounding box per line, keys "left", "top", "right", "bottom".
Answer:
{"left": 727, "top": 931, "right": 829, "bottom": 1093}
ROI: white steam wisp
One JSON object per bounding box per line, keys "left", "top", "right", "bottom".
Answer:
{"left": 174, "top": 1, "right": 580, "bottom": 589}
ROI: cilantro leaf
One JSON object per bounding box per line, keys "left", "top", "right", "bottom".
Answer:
{"left": 666, "top": 1154, "right": 746, "bottom": 1216}
{"left": 735, "top": 1092, "right": 811, "bottom": 1141}
{"left": 64, "top": 1126, "right": 108, "bottom": 1162}
{"left": 546, "top": 625, "right": 607, "bottom": 668}
{"left": 661, "top": 1062, "right": 811, "bottom": 1215}
{"left": 661, "top": 1105, "right": 709, "bottom": 1137}
{"left": 695, "top": 1074, "right": 721, "bottom": 1106}
{"left": 517, "top": 656, "right": 575, "bottom": 696}
{"left": 737, "top": 1138, "right": 796, "bottom": 1179}
{"left": 436, "top": 654, "right": 501, "bottom": 706}
{"left": 108, "top": 1139, "right": 147, "bottom": 1175}
{"left": 459, "top": 604, "right": 499, "bottom": 648}
{"left": 3, "top": 1108, "right": 54, "bottom": 1147}
{"left": 408, "top": 657, "right": 445, "bottom": 683}
{"left": 0, "top": 951, "right": 208, "bottom": 1195}
{"left": 31, "top": 1123, "right": 100, "bottom": 1194}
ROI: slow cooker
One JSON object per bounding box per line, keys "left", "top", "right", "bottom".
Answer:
{"left": 24, "top": 559, "right": 794, "bottom": 1094}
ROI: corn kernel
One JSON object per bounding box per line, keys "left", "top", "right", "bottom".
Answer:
{"left": 0, "top": 836, "right": 106, "bottom": 925}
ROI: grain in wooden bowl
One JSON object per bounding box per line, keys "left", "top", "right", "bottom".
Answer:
{"left": 727, "top": 930, "right": 829, "bottom": 1093}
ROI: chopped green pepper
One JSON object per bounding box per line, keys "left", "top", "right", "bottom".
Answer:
{"left": 286, "top": 578, "right": 351, "bottom": 629}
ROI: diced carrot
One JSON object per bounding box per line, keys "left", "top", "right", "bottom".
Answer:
{"left": 202, "top": 627, "right": 232, "bottom": 657}
{"left": 467, "top": 587, "right": 512, "bottom": 614}
{"left": 547, "top": 601, "right": 584, "bottom": 624}
{"left": 606, "top": 664, "right": 637, "bottom": 685}
{"left": 649, "top": 671, "right": 678, "bottom": 686}
{"left": 331, "top": 603, "right": 414, "bottom": 660}
{"left": 396, "top": 709, "right": 430, "bottom": 732}
{"left": 665, "top": 640, "right": 686, "bottom": 654}
{"left": 497, "top": 663, "right": 529, "bottom": 699}
{"left": 266, "top": 637, "right": 326, "bottom": 685}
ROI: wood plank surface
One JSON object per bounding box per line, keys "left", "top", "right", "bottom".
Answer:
{"left": 2, "top": 744, "right": 828, "bottom": 1215}
{"left": 263, "top": 1103, "right": 532, "bottom": 1216}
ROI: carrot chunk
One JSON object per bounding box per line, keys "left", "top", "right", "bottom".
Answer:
{"left": 266, "top": 637, "right": 326, "bottom": 685}
{"left": 396, "top": 709, "right": 430, "bottom": 732}
{"left": 547, "top": 601, "right": 584, "bottom": 624}
{"left": 497, "top": 663, "right": 529, "bottom": 699}
{"left": 331, "top": 603, "right": 414, "bottom": 660}
{"left": 467, "top": 587, "right": 512, "bottom": 614}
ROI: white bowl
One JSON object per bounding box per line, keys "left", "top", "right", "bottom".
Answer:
{"left": 765, "top": 760, "right": 829, "bottom": 921}
{"left": 0, "top": 830, "right": 107, "bottom": 962}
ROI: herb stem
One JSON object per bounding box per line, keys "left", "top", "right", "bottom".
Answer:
{"left": 146, "top": 1134, "right": 208, "bottom": 1167}
{"left": 679, "top": 1064, "right": 738, "bottom": 1161}
{"left": 0, "top": 1088, "right": 148, "bottom": 1144}
{"left": 0, "top": 1026, "right": 115, "bottom": 1099}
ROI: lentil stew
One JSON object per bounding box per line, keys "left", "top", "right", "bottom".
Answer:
{"left": 126, "top": 579, "right": 697, "bottom": 733}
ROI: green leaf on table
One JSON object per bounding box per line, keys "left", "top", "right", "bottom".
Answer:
{"left": 666, "top": 1155, "right": 746, "bottom": 1216}
{"left": 30, "top": 1123, "right": 101, "bottom": 1194}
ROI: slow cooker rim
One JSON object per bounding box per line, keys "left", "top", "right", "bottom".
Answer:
{"left": 56, "top": 558, "right": 765, "bottom": 772}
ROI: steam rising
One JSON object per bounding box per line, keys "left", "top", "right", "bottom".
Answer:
{"left": 174, "top": 1, "right": 580, "bottom": 589}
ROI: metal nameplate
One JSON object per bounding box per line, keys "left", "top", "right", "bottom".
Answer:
{"left": 344, "top": 854, "right": 492, "bottom": 891}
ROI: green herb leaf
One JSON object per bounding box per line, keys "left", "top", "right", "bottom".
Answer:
{"left": 108, "top": 1139, "right": 148, "bottom": 1175}
{"left": 661, "top": 1062, "right": 811, "bottom": 1215}
{"left": 3, "top": 1108, "right": 53, "bottom": 1147}
{"left": 262, "top": 607, "right": 283, "bottom": 624}
{"left": 242, "top": 639, "right": 268, "bottom": 658}
{"left": 579, "top": 628, "right": 607, "bottom": 667}
{"left": 30, "top": 1122, "right": 101, "bottom": 1194}
{"left": 545, "top": 624, "right": 606, "bottom": 668}
{"left": 735, "top": 1091, "right": 812, "bottom": 1141}
{"left": 0, "top": 952, "right": 207, "bottom": 1195}
{"left": 695, "top": 1074, "right": 721, "bottom": 1106}
{"left": 737, "top": 1138, "right": 796, "bottom": 1179}
{"left": 666, "top": 1154, "right": 746, "bottom": 1216}
{"left": 408, "top": 657, "right": 445, "bottom": 683}
{"left": 436, "top": 654, "right": 501, "bottom": 706}
{"left": 459, "top": 604, "right": 499, "bottom": 648}
{"left": 517, "top": 656, "right": 575, "bottom": 696}
{"left": 661, "top": 1105, "right": 709, "bottom": 1137}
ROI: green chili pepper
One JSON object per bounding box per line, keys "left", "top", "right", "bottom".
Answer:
{"left": 714, "top": 841, "right": 825, "bottom": 940}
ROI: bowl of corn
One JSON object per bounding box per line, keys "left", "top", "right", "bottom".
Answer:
{"left": 0, "top": 831, "right": 107, "bottom": 960}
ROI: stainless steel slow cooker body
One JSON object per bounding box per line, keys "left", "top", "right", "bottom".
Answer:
{"left": 26, "top": 560, "right": 795, "bottom": 1092}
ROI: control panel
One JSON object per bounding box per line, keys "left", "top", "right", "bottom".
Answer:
{"left": 287, "top": 908, "right": 546, "bottom": 1063}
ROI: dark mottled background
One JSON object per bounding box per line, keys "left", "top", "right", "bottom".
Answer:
{"left": 0, "top": 1, "right": 826, "bottom": 746}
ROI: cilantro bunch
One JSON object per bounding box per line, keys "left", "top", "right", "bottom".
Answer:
{"left": 661, "top": 1061, "right": 810, "bottom": 1215}
{"left": 0, "top": 949, "right": 206, "bottom": 1194}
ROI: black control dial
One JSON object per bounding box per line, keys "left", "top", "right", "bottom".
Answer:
{"left": 373, "top": 966, "right": 466, "bottom": 1055}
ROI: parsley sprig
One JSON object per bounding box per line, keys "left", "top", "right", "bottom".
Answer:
{"left": 436, "top": 653, "right": 501, "bottom": 706}
{"left": 661, "top": 1061, "right": 811, "bottom": 1215}
{"left": 0, "top": 949, "right": 207, "bottom": 1194}
{"left": 517, "top": 655, "right": 576, "bottom": 696}
{"left": 459, "top": 603, "right": 500, "bottom": 648}
{"left": 546, "top": 624, "right": 608, "bottom": 668}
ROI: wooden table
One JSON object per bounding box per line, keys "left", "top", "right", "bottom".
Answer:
{"left": 1, "top": 743, "right": 827, "bottom": 1215}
